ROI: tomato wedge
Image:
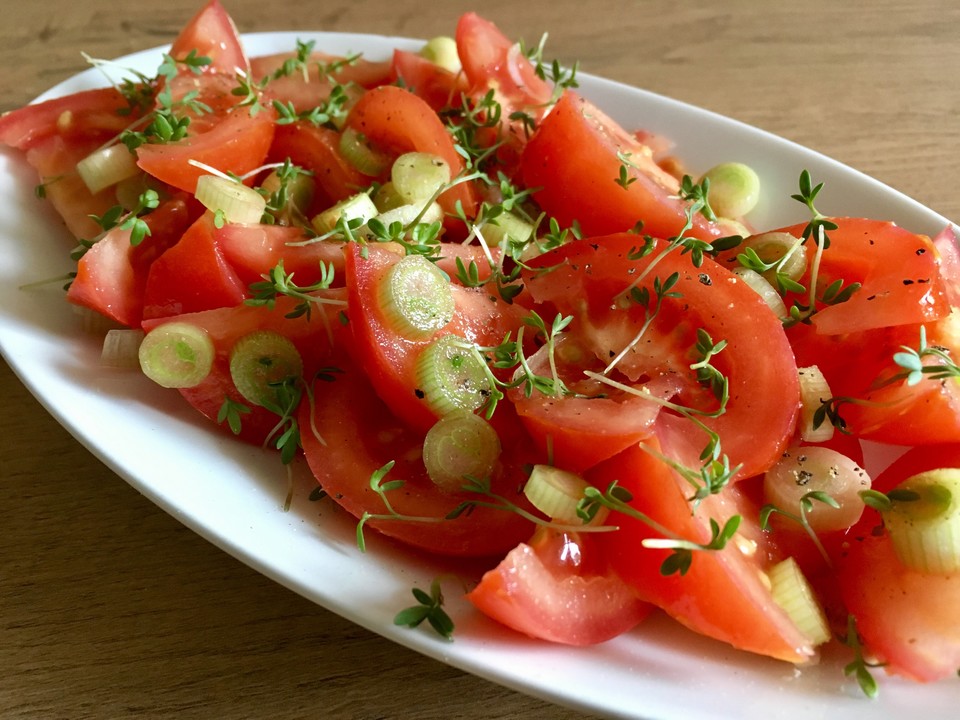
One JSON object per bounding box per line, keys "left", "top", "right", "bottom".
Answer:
{"left": 169, "top": 0, "right": 248, "bottom": 74}
{"left": 467, "top": 528, "right": 653, "bottom": 645}
{"left": 520, "top": 92, "right": 726, "bottom": 241}
{"left": 524, "top": 233, "right": 800, "bottom": 480}
{"left": 591, "top": 423, "right": 816, "bottom": 663}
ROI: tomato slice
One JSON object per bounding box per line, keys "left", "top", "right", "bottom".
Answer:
{"left": 837, "top": 530, "right": 960, "bottom": 682}
{"left": 520, "top": 92, "right": 725, "bottom": 241}
{"left": 142, "top": 293, "right": 343, "bottom": 445}
{"left": 524, "top": 233, "right": 800, "bottom": 481}
{"left": 343, "top": 85, "right": 477, "bottom": 221}
{"left": 590, "top": 423, "right": 816, "bottom": 663}
{"left": 767, "top": 217, "right": 952, "bottom": 334}
{"left": 67, "top": 197, "right": 196, "bottom": 326}
{"left": 390, "top": 49, "right": 467, "bottom": 113}
{"left": 169, "top": 0, "right": 248, "bottom": 74}
{"left": 467, "top": 528, "right": 653, "bottom": 645}
{"left": 216, "top": 224, "right": 346, "bottom": 287}
{"left": 142, "top": 213, "right": 247, "bottom": 319}
{"left": 267, "top": 122, "right": 368, "bottom": 208}
{"left": 344, "top": 243, "right": 526, "bottom": 433}
{"left": 298, "top": 351, "right": 536, "bottom": 557}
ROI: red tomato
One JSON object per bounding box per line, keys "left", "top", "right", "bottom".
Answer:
{"left": 136, "top": 100, "right": 276, "bottom": 194}
{"left": 508, "top": 335, "right": 680, "bottom": 473}
{"left": 933, "top": 224, "right": 960, "bottom": 306}
{"left": 344, "top": 243, "right": 526, "bottom": 433}
{"left": 520, "top": 92, "right": 726, "bottom": 241}
{"left": 0, "top": 87, "right": 136, "bottom": 151}
{"left": 142, "top": 213, "right": 247, "bottom": 319}
{"left": 267, "top": 122, "right": 368, "bottom": 208}
{"left": 67, "top": 197, "right": 196, "bottom": 327}
{"left": 298, "top": 353, "right": 536, "bottom": 557}
{"left": 590, "top": 423, "right": 816, "bottom": 663}
{"left": 169, "top": 0, "right": 248, "bottom": 74}
{"left": 216, "top": 224, "right": 346, "bottom": 287}
{"left": 770, "top": 218, "right": 951, "bottom": 334}
{"left": 343, "top": 85, "right": 478, "bottom": 220}
{"left": 390, "top": 49, "right": 466, "bottom": 113}
{"left": 837, "top": 531, "right": 960, "bottom": 682}
{"left": 467, "top": 528, "right": 653, "bottom": 645}
{"left": 455, "top": 13, "right": 552, "bottom": 110}
{"left": 143, "top": 293, "right": 343, "bottom": 445}
{"left": 251, "top": 51, "right": 391, "bottom": 113}
{"left": 524, "top": 233, "right": 800, "bottom": 481}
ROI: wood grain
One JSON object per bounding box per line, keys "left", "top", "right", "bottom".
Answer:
{"left": 2, "top": 1, "right": 958, "bottom": 718}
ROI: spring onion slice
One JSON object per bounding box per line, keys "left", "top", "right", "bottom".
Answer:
{"left": 743, "top": 231, "right": 807, "bottom": 283}
{"left": 379, "top": 254, "right": 455, "bottom": 339}
{"left": 138, "top": 322, "right": 215, "bottom": 389}
{"left": 195, "top": 175, "right": 266, "bottom": 225}
{"left": 884, "top": 469, "right": 960, "bottom": 574}
{"left": 391, "top": 152, "right": 450, "bottom": 204}
{"left": 101, "top": 328, "right": 145, "bottom": 369}
{"left": 416, "top": 334, "right": 491, "bottom": 416}
{"left": 732, "top": 266, "right": 788, "bottom": 320}
{"left": 768, "top": 557, "right": 831, "bottom": 646}
{"left": 523, "top": 464, "right": 607, "bottom": 525}
{"left": 419, "top": 36, "right": 461, "bottom": 73}
{"left": 229, "top": 330, "right": 304, "bottom": 407}
{"left": 700, "top": 161, "right": 761, "bottom": 219}
{"left": 339, "top": 127, "right": 392, "bottom": 177}
{"left": 77, "top": 144, "right": 141, "bottom": 195}
{"left": 312, "top": 192, "right": 378, "bottom": 236}
{"left": 797, "top": 365, "right": 833, "bottom": 442}
{"left": 422, "top": 410, "right": 501, "bottom": 492}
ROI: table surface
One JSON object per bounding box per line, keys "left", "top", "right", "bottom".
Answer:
{"left": 2, "top": 1, "right": 959, "bottom": 718}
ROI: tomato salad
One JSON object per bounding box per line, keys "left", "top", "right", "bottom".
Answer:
{"left": 3, "top": 0, "right": 960, "bottom": 695}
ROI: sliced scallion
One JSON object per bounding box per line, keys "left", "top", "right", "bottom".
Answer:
{"left": 422, "top": 410, "right": 501, "bottom": 492}
{"left": 700, "top": 161, "right": 761, "bottom": 219}
{"left": 523, "top": 464, "right": 606, "bottom": 525}
{"left": 797, "top": 365, "right": 833, "bottom": 442}
{"left": 379, "top": 254, "right": 455, "bottom": 339}
{"left": 311, "top": 192, "right": 378, "bottom": 236}
{"left": 884, "top": 469, "right": 960, "bottom": 574}
{"left": 391, "top": 152, "right": 450, "bottom": 204}
{"left": 339, "top": 127, "right": 392, "bottom": 177}
{"left": 101, "top": 328, "right": 145, "bottom": 369}
{"left": 77, "top": 144, "right": 141, "bottom": 195}
{"left": 229, "top": 330, "right": 303, "bottom": 407}
{"left": 416, "top": 334, "right": 491, "bottom": 416}
{"left": 138, "top": 322, "right": 215, "bottom": 389}
{"left": 768, "top": 557, "right": 831, "bottom": 646}
{"left": 195, "top": 175, "right": 266, "bottom": 225}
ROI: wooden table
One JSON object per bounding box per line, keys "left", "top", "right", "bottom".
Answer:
{"left": 2, "top": 1, "right": 958, "bottom": 718}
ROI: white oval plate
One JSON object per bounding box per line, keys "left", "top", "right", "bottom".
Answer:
{"left": 1, "top": 31, "right": 957, "bottom": 720}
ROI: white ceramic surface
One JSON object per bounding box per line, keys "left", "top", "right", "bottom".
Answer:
{"left": 1, "top": 31, "right": 957, "bottom": 720}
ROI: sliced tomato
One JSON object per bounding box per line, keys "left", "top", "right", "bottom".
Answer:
{"left": 169, "top": 0, "right": 248, "bottom": 74}
{"left": 344, "top": 243, "right": 526, "bottom": 433}
{"left": 136, "top": 101, "right": 276, "bottom": 194}
{"left": 467, "top": 527, "right": 653, "bottom": 645}
{"left": 837, "top": 531, "right": 960, "bottom": 683}
{"left": 343, "top": 85, "right": 477, "bottom": 220}
{"left": 251, "top": 50, "right": 390, "bottom": 113}
{"left": 390, "top": 50, "right": 466, "bottom": 113}
{"left": 508, "top": 335, "right": 680, "bottom": 473}
{"left": 142, "top": 213, "right": 247, "bottom": 319}
{"left": 524, "top": 233, "right": 800, "bottom": 481}
{"left": 216, "top": 223, "right": 346, "bottom": 287}
{"left": 67, "top": 197, "right": 196, "bottom": 326}
{"left": 267, "top": 122, "right": 368, "bottom": 208}
{"left": 298, "top": 352, "right": 536, "bottom": 557}
{"left": 933, "top": 224, "right": 960, "bottom": 306}
{"left": 520, "top": 92, "right": 725, "bottom": 241}
{"left": 142, "top": 293, "right": 343, "bottom": 445}
{"left": 768, "top": 218, "right": 952, "bottom": 334}
{"left": 590, "top": 422, "right": 816, "bottom": 663}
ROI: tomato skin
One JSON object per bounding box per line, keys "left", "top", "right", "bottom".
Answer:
{"left": 520, "top": 92, "right": 725, "bottom": 241}
{"left": 267, "top": 122, "right": 367, "bottom": 207}
{"left": 142, "top": 213, "right": 247, "bottom": 319}
{"left": 467, "top": 528, "right": 653, "bottom": 645}
{"left": 216, "top": 224, "right": 346, "bottom": 288}
{"left": 837, "top": 531, "right": 960, "bottom": 682}
{"left": 344, "top": 243, "right": 526, "bottom": 434}
{"left": 390, "top": 50, "right": 466, "bottom": 113}
{"left": 169, "top": 0, "right": 248, "bottom": 74}
{"left": 771, "top": 218, "right": 951, "bottom": 334}
{"left": 343, "top": 85, "right": 477, "bottom": 220}
{"left": 67, "top": 197, "right": 196, "bottom": 326}
{"left": 299, "top": 352, "right": 536, "bottom": 558}
{"left": 142, "top": 294, "right": 343, "bottom": 444}
{"left": 524, "top": 233, "right": 800, "bottom": 481}
{"left": 590, "top": 425, "right": 815, "bottom": 663}
{"left": 136, "top": 104, "right": 276, "bottom": 194}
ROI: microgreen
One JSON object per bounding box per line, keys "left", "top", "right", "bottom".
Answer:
{"left": 760, "top": 490, "right": 840, "bottom": 567}
{"left": 245, "top": 259, "right": 344, "bottom": 320}
{"left": 217, "top": 397, "right": 251, "bottom": 435}
{"left": 841, "top": 614, "right": 885, "bottom": 698}
{"left": 393, "top": 578, "right": 455, "bottom": 641}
